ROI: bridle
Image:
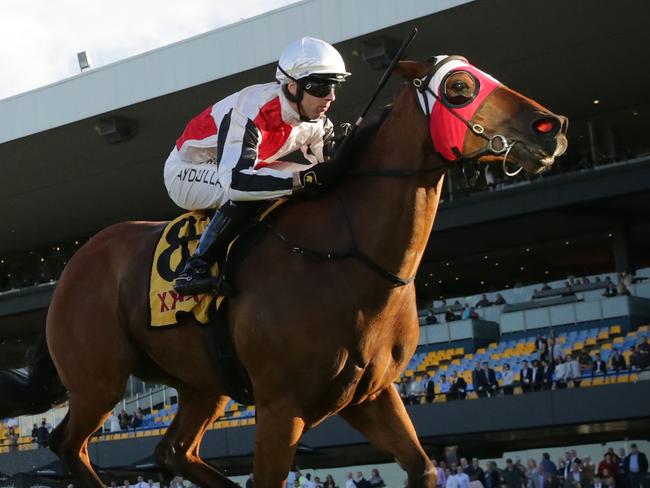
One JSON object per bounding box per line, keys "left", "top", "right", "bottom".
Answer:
{"left": 412, "top": 59, "right": 524, "bottom": 177}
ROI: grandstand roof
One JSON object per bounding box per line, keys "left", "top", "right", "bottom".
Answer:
{"left": 0, "top": 0, "right": 472, "bottom": 144}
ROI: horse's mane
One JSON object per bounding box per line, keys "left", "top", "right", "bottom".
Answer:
{"left": 330, "top": 105, "right": 393, "bottom": 167}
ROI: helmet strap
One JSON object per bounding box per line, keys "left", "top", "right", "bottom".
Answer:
{"left": 281, "top": 83, "right": 316, "bottom": 123}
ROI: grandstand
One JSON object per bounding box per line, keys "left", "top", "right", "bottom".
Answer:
{"left": 1, "top": 0, "right": 650, "bottom": 484}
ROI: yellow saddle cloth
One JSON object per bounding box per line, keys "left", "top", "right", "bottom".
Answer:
{"left": 149, "top": 211, "right": 216, "bottom": 327}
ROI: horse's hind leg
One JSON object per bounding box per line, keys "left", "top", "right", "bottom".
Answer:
{"left": 50, "top": 388, "right": 126, "bottom": 487}
{"left": 339, "top": 385, "right": 435, "bottom": 488}
{"left": 155, "top": 389, "right": 238, "bottom": 487}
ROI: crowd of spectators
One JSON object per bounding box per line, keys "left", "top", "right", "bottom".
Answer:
{"left": 266, "top": 466, "right": 386, "bottom": 488}
{"left": 398, "top": 332, "right": 649, "bottom": 404}
{"left": 433, "top": 445, "right": 648, "bottom": 488}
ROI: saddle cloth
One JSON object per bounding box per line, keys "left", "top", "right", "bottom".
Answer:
{"left": 149, "top": 211, "right": 216, "bottom": 327}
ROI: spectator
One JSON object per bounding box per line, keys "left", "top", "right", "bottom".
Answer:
{"left": 566, "top": 463, "right": 582, "bottom": 488}
{"left": 502, "top": 363, "right": 515, "bottom": 395}
{"left": 566, "top": 355, "right": 581, "bottom": 387}
{"left": 425, "top": 311, "right": 439, "bottom": 325}
{"left": 446, "top": 308, "right": 461, "bottom": 322}
{"left": 520, "top": 360, "right": 533, "bottom": 393}
{"left": 539, "top": 360, "right": 553, "bottom": 391}
{"left": 484, "top": 462, "right": 502, "bottom": 488}
{"left": 593, "top": 475, "right": 604, "bottom": 488}
{"left": 31, "top": 423, "right": 38, "bottom": 444}
{"left": 468, "top": 474, "right": 484, "bottom": 488}
{"left": 561, "top": 283, "right": 575, "bottom": 297}
{"left": 610, "top": 349, "right": 627, "bottom": 372}
{"left": 425, "top": 374, "right": 436, "bottom": 403}
{"left": 481, "top": 362, "right": 498, "bottom": 397}
{"left": 525, "top": 459, "right": 537, "bottom": 488}
{"left": 314, "top": 476, "right": 323, "bottom": 488}
{"left": 541, "top": 283, "right": 552, "bottom": 291}
{"left": 118, "top": 409, "right": 131, "bottom": 430}
{"left": 578, "top": 350, "right": 593, "bottom": 376}
{"left": 369, "top": 469, "right": 385, "bottom": 488}
{"left": 503, "top": 459, "right": 525, "bottom": 488}
{"left": 323, "top": 474, "right": 338, "bottom": 488}
{"left": 624, "top": 443, "right": 648, "bottom": 488}
{"left": 638, "top": 336, "right": 650, "bottom": 369}
{"left": 534, "top": 335, "right": 548, "bottom": 353}
{"left": 531, "top": 359, "right": 542, "bottom": 392}
{"left": 353, "top": 472, "right": 371, "bottom": 488}
{"left": 592, "top": 353, "right": 607, "bottom": 375}
{"left": 530, "top": 466, "right": 550, "bottom": 488}
{"left": 550, "top": 338, "right": 564, "bottom": 363}
{"left": 471, "top": 459, "right": 485, "bottom": 484}
{"left": 131, "top": 408, "right": 144, "bottom": 430}
{"left": 439, "top": 374, "right": 452, "bottom": 400}
{"left": 447, "top": 465, "right": 470, "bottom": 488}
{"left": 6, "top": 427, "right": 18, "bottom": 453}
{"left": 135, "top": 476, "right": 148, "bottom": 488}
{"left": 493, "top": 294, "right": 506, "bottom": 305}
{"left": 432, "top": 459, "right": 446, "bottom": 488}
{"left": 537, "top": 341, "right": 549, "bottom": 363}
{"left": 629, "top": 345, "right": 641, "bottom": 370}
{"left": 582, "top": 456, "right": 596, "bottom": 485}
{"left": 303, "top": 473, "right": 317, "bottom": 488}
{"left": 36, "top": 420, "right": 51, "bottom": 447}
{"left": 471, "top": 363, "right": 485, "bottom": 398}
{"left": 462, "top": 305, "right": 479, "bottom": 320}
{"left": 602, "top": 282, "right": 617, "bottom": 298}
{"left": 606, "top": 476, "right": 616, "bottom": 488}
{"left": 109, "top": 410, "right": 121, "bottom": 432}
{"left": 554, "top": 357, "right": 568, "bottom": 389}
{"left": 41, "top": 417, "right": 53, "bottom": 431}
{"left": 450, "top": 372, "right": 467, "bottom": 400}
{"left": 617, "top": 277, "right": 631, "bottom": 296}
{"left": 540, "top": 453, "right": 557, "bottom": 475}
{"left": 598, "top": 453, "right": 618, "bottom": 479}
{"left": 345, "top": 473, "right": 355, "bottom": 488}
{"left": 475, "top": 294, "right": 492, "bottom": 308}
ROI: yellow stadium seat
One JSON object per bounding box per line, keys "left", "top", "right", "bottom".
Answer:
{"left": 405, "top": 370, "right": 414, "bottom": 377}
{"left": 477, "top": 348, "right": 486, "bottom": 354}
{"left": 616, "top": 374, "right": 629, "bottom": 383}
{"left": 610, "top": 325, "right": 622, "bottom": 335}
{"left": 452, "top": 359, "right": 461, "bottom": 365}
{"left": 581, "top": 378, "right": 592, "bottom": 387}
{"left": 638, "top": 325, "right": 649, "bottom": 332}
{"left": 630, "top": 373, "right": 639, "bottom": 382}
{"left": 598, "top": 331, "right": 609, "bottom": 340}
{"left": 488, "top": 342, "right": 498, "bottom": 350}
{"left": 492, "top": 353, "right": 501, "bottom": 360}
{"left": 557, "top": 336, "right": 567, "bottom": 343}
{"left": 465, "top": 353, "right": 474, "bottom": 360}
{"left": 586, "top": 337, "right": 597, "bottom": 346}
{"left": 573, "top": 341, "right": 584, "bottom": 351}
{"left": 602, "top": 343, "right": 613, "bottom": 349}
{"left": 592, "top": 377, "right": 604, "bottom": 386}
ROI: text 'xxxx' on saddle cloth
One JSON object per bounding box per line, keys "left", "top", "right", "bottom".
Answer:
{"left": 149, "top": 211, "right": 218, "bottom": 327}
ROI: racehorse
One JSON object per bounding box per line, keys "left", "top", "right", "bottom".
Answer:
{"left": 0, "top": 56, "right": 567, "bottom": 488}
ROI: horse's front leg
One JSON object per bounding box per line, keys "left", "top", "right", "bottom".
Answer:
{"left": 339, "top": 385, "right": 435, "bottom": 488}
{"left": 253, "top": 404, "right": 306, "bottom": 488}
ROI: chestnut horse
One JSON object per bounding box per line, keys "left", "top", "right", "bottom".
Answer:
{"left": 0, "top": 57, "right": 567, "bottom": 487}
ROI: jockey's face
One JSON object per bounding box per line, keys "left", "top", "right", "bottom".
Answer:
{"left": 287, "top": 81, "right": 335, "bottom": 120}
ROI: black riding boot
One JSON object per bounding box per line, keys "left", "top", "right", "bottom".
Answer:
{"left": 173, "top": 201, "right": 262, "bottom": 296}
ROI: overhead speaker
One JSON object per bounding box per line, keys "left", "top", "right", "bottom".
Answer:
{"left": 95, "top": 116, "right": 138, "bottom": 144}
{"left": 362, "top": 36, "right": 402, "bottom": 70}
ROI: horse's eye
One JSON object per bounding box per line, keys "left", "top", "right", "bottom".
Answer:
{"left": 452, "top": 81, "right": 468, "bottom": 91}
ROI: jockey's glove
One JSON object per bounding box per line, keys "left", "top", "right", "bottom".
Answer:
{"left": 293, "top": 161, "right": 345, "bottom": 195}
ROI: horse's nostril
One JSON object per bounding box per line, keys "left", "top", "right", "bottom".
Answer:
{"left": 533, "top": 118, "right": 556, "bottom": 135}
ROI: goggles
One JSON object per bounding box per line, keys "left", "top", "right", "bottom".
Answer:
{"left": 301, "top": 79, "right": 338, "bottom": 98}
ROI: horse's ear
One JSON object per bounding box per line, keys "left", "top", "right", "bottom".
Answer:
{"left": 395, "top": 61, "right": 431, "bottom": 81}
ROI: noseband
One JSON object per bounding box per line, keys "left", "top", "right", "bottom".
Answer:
{"left": 413, "top": 62, "right": 524, "bottom": 177}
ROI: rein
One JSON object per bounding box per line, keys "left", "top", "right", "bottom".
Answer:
{"left": 265, "top": 194, "right": 416, "bottom": 287}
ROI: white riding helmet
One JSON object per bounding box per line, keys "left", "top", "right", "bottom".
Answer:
{"left": 276, "top": 37, "right": 350, "bottom": 83}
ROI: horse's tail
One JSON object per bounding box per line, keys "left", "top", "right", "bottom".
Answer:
{"left": 0, "top": 331, "right": 68, "bottom": 418}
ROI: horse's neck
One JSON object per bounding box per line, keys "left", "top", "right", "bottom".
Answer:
{"left": 345, "top": 88, "right": 447, "bottom": 284}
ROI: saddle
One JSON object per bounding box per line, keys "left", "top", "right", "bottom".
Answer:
{"left": 149, "top": 204, "right": 282, "bottom": 405}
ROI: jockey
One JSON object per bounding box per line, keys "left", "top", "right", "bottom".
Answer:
{"left": 165, "top": 37, "right": 350, "bottom": 296}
